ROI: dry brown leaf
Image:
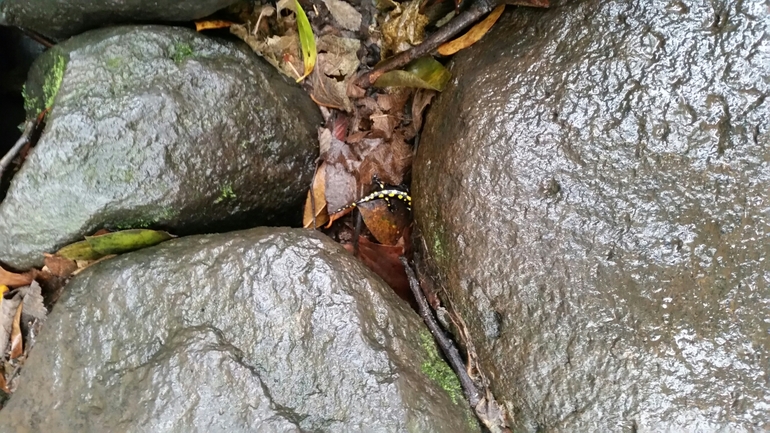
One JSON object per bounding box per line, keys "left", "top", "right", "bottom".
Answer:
{"left": 303, "top": 164, "right": 330, "bottom": 229}
{"left": 358, "top": 133, "right": 412, "bottom": 186}
{"left": 0, "top": 368, "right": 9, "bottom": 394}
{"left": 438, "top": 4, "right": 505, "bottom": 56}
{"left": 370, "top": 112, "right": 398, "bottom": 139}
{"left": 404, "top": 89, "right": 435, "bottom": 139}
{"left": 321, "top": 0, "right": 362, "bottom": 31}
{"left": 0, "top": 295, "right": 19, "bottom": 359}
{"left": 43, "top": 253, "right": 78, "bottom": 278}
{"left": 20, "top": 282, "right": 46, "bottom": 322}
{"left": 0, "top": 266, "right": 32, "bottom": 288}
{"left": 317, "top": 35, "right": 361, "bottom": 78}
{"left": 309, "top": 65, "right": 352, "bottom": 111}
{"left": 343, "top": 237, "right": 412, "bottom": 306}
{"left": 358, "top": 198, "right": 410, "bottom": 246}
{"left": 194, "top": 20, "right": 234, "bottom": 31}
{"left": 9, "top": 302, "right": 22, "bottom": 360}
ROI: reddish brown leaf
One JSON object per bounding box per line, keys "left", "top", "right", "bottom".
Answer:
{"left": 0, "top": 267, "right": 32, "bottom": 288}
{"left": 9, "top": 302, "right": 22, "bottom": 360}
{"left": 344, "top": 238, "right": 413, "bottom": 307}
{"left": 0, "top": 369, "right": 9, "bottom": 394}
{"left": 358, "top": 199, "right": 410, "bottom": 246}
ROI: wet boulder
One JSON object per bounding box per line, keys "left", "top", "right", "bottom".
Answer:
{"left": 0, "top": 26, "right": 321, "bottom": 270}
{"left": 414, "top": 0, "right": 770, "bottom": 431}
{"left": 0, "top": 0, "right": 238, "bottom": 40}
{"left": 0, "top": 228, "right": 478, "bottom": 432}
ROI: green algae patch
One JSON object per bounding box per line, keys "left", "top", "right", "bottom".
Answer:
{"left": 171, "top": 42, "right": 194, "bottom": 63}
{"left": 214, "top": 184, "right": 236, "bottom": 204}
{"left": 419, "top": 331, "right": 463, "bottom": 404}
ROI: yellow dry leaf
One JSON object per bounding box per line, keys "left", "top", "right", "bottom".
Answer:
{"left": 437, "top": 4, "right": 505, "bottom": 56}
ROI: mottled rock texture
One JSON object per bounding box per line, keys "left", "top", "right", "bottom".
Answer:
{"left": 414, "top": 1, "right": 770, "bottom": 431}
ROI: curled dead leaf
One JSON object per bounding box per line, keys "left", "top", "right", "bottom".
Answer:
{"left": 194, "top": 20, "right": 234, "bottom": 31}
{"left": 0, "top": 267, "right": 32, "bottom": 288}
{"left": 9, "top": 302, "right": 22, "bottom": 360}
{"left": 437, "top": 4, "right": 505, "bottom": 56}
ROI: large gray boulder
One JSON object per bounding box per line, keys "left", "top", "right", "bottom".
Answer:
{"left": 0, "top": 228, "right": 477, "bottom": 432}
{"left": 0, "top": 26, "right": 321, "bottom": 270}
{"left": 0, "top": 0, "right": 238, "bottom": 40}
{"left": 414, "top": 0, "right": 770, "bottom": 431}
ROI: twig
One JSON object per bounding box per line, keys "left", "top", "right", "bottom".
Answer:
{"left": 400, "top": 256, "right": 481, "bottom": 406}
{"left": 355, "top": 0, "right": 499, "bottom": 88}
{"left": 18, "top": 27, "right": 55, "bottom": 49}
{"left": 0, "top": 120, "right": 36, "bottom": 179}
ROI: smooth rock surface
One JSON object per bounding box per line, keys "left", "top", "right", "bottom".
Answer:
{"left": 0, "top": 26, "right": 321, "bottom": 270}
{"left": 414, "top": 0, "right": 770, "bottom": 431}
{"left": 0, "top": 228, "right": 477, "bottom": 432}
{"left": 0, "top": 0, "right": 238, "bottom": 40}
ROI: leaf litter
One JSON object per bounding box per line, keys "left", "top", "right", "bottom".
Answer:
{"left": 219, "top": 0, "right": 552, "bottom": 305}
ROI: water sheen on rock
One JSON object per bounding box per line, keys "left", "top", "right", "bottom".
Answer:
{"left": 0, "top": 0, "right": 238, "bottom": 40}
{"left": 0, "top": 26, "right": 321, "bottom": 270}
{"left": 0, "top": 228, "right": 477, "bottom": 432}
{"left": 414, "top": 0, "right": 770, "bottom": 431}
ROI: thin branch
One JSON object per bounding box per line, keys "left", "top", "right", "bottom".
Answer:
{"left": 355, "top": 0, "right": 499, "bottom": 88}
{"left": 0, "top": 120, "right": 36, "bottom": 179}
{"left": 400, "top": 256, "right": 481, "bottom": 406}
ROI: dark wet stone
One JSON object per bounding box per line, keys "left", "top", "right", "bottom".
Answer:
{"left": 0, "top": 26, "right": 322, "bottom": 270}
{"left": 0, "top": 228, "right": 477, "bottom": 432}
{"left": 414, "top": 0, "right": 770, "bottom": 431}
{"left": 0, "top": 0, "right": 238, "bottom": 40}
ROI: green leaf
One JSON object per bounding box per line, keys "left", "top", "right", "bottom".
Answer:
{"left": 295, "top": 0, "right": 317, "bottom": 82}
{"left": 373, "top": 56, "right": 451, "bottom": 91}
{"left": 56, "top": 240, "right": 105, "bottom": 261}
{"left": 85, "top": 229, "right": 173, "bottom": 255}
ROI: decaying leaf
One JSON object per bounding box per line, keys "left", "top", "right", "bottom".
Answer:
{"left": 373, "top": 56, "right": 451, "bottom": 91}
{"left": 321, "top": 0, "right": 362, "bottom": 31}
{"left": 194, "top": 20, "right": 234, "bottom": 31}
{"left": 317, "top": 35, "right": 361, "bottom": 78}
{"left": 0, "top": 368, "right": 9, "bottom": 394}
{"left": 437, "top": 4, "right": 505, "bottom": 56}
{"left": 357, "top": 197, "right": 411, "bottom": 246}
{"left": 9, "top": 302, "right": 22, "bottom": 360}
{"left": 20, "top": 282, "right": 47, "bottom": 322}
{"left": 86, "top": 229, "right": 173, "bottom": 255}
{"left": 303, "top": 164, "right": 330, "bottom": 229}
{"left": 343, "top": 237, "right": 412, "bottom": 305}
{"left": 0, "top": 295, "right": 19, "bottom": 358}
{"left": 309, "top": 65, "right": 352, "bottom": 111}
{"left": 43, "top": 253, "right": 78, "bottom": 278}
{"left": 0, "top": 266, "right": 32, "bottom": 288}
{"left": 230, "top": 24, "right": 303, "bottom": 80}
{"left": 381, "top": 0, "right": 429, "bottom": 57}
{"left": 295, "top": 0, "right": 317, "bottom": 81}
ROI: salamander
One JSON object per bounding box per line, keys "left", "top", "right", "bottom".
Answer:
{"left": 331, "top": 176, "right": 412, "bottom": 214}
